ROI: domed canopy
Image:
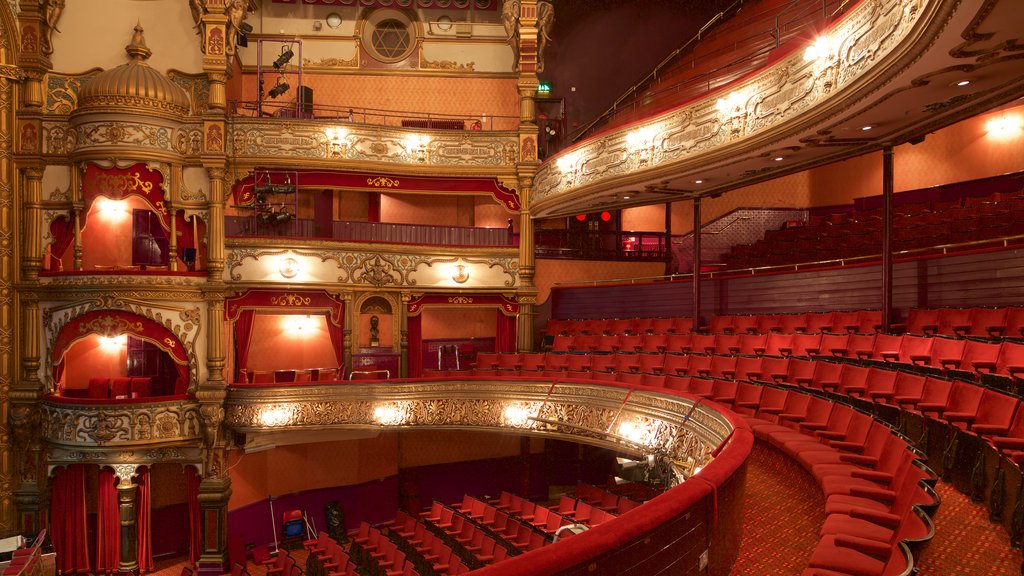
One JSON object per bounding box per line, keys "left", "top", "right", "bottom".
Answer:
{"left": 77, "top": 23, "right": 190, "bottom": 116}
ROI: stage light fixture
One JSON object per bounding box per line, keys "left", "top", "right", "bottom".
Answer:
{"left": 237, "top": 22, "right": 253, "bottom": 48}
{"left": 273, "top": 47, "right": 294, "bottom": 69}
{"left": 268, "top": 80, "right": 290, "bottom": 98}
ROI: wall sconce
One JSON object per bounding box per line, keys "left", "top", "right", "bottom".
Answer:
{"left": 96, "top": 197, "right": 128, "bottom": 221}
{"left": 626, "top": 127, "right": 658, "bottom": 166}
{"left": 404, "top": 134, "right": 431, "bottom": 162}
{"left": 804, "top": 35, "right": 842, "bottom": 92}
{"left": 325, "top": 127, "right": 349, "bottom": 158}
{"left": 804, "top": 35, "right": 838, "bottom": 62}
{"left": 503, "top": 403, "right": 538, "bottom": 427}
{"left": 99, "top": 334, "right": 127, "bottom": 352}
{"left": 715, "top": 91, "right": 746, "bottom": 115}
{"left": 986, "top": 114, "right": 1023, "bottom": 140}
{"left": 279, "top": 257, "right": 300, "bottom": 279}
{"left": 259, "top": 405, "right": 294, "bottom": 427}
{"left": 451, "top": 263, "right": 470, "bottom": 284}
{"left": 373, "top": 402, "right": 410, "bottom": 425}
{"left": 556, "top": 151, "right": 584, "bottom": 186}
{"left": 715, "top": 91, "right": 749, "bottom": 140}
{"left": 284, "top": 315, "right": 318, "bottom": 333}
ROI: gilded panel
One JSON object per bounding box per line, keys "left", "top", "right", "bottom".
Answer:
{"left": 40, "top": 399, "right": 203, "bottom": 448}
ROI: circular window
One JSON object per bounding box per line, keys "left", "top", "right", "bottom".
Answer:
{"left": 361, "top": 9, "right": 418, "bottom": 63}
{"left": 372, "top": 19, "right": 412, "bottom": 59}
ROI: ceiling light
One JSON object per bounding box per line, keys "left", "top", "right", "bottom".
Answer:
{"left": 623, "top": 195, "right": 631, "bottom": 200}
{"left": 694, "top": 180, "right": 703, "bottom": 184}
{"left": 774, "top": 157, "right": 784, "bottom": 161}
{"left": 956, "top": 80, "right": 970, "bottom": 87}
{"left": 861, "top": 125, "right": 872, "bottom": 131}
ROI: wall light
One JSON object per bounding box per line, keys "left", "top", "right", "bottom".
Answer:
{"left": 325, "top": 127, "right": 349, "bottom": 158}
{"left": 986, "top": 114, "right": 1023, "bottom": 140}
{"left": 804, "top": 35, "right": 837, "bottom": 62}
{"left": 504, "top": 405, "right": 534, "bottom": 427}
{"left": 284, "top": 315, "right": 318, "bottom": 333}
{"left": 279, "top": 257, "right": 300, "bottom": 279}
{"left": 373, "top": 403, "right": 410, "bottom": 426}
{"left": 259, "top": 406, "right": 294, "bottom": 427}
{"left": 96, "top": 197, "right": 128, "bottom": 221}
{"left": 404, "top": 134, "right": 431, "bottom": 163}
{"left": 626, "top": 126, "right": 658, "bottom": 166}
{"left": 451, "top": 263, "right": 470, "bottom": 284}
{"left": 715, "top": 91, "right": 746, "bottom": 114}
{"left": 99, "top": 334, "right": 127, "bottom": 352}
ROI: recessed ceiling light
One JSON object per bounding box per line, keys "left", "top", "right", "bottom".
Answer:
{"left": 774, "top": 157, "right": 784, "bottom": 161}
{"left": 956, "top": 80, "right": 971, "bottom": 87}
{"left": 623, "top": 196, "right": 631, "bottom": 200}
{"left": 861, "top": 125, "right": 872, "bottom": 131}
{"left": 694, "top": 180, "right": 703, "bottom": 184}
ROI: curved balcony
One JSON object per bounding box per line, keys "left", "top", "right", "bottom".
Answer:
{"left": 40, "top": 395, "right": 202, "bottom": 448}
{"left": 225, "top": 375, "right": 751, "bottom": 575}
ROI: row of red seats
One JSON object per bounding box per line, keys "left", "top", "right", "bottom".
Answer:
{"left": 544, "top": 316, "right": 693, "bottom": 337}
{"left": 422, "top": 499, "right": 548, "bottom": 566}
{"left": 572, "top": 483, "right": 643, "bottom": 513}
{"left": 897, "top": 306, "right": 1024, "bottom": 339}
{"left": 736, "top": 386, "right": 938, "bottom": 575}
{"left": 484, "top": 333, "right": 1024, "bottom": 383}
{"left": 305, "top": 532, "right": 364, "bottom": 576}
{"left": 345, "top": 522, "right": 432, "bottom": 576}
{"left": 72, "top": 376, "right": 152, "bottom": 399}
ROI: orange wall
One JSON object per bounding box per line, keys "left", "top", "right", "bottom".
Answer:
{"left": 534, "top": 259, "right": 666, "bottom": 304}
{"left": 475, "top": 197, "right": 514, "bottom": 230}
{"left": 339, "top": 190, "right": 370, "bottom": 220}
{"left": 622, "top": 204, "right": 666, "bottom": 232}
{"left": 381, "top": 193, "right": 461, "bottom": 226}
{"left": 358, "top": 313, "right": 394, "bottom": 348}
{"left": 77, "top": 196, "right": 148, "bottom": 269}
{"left": 246, "top": 314, "right": 339, "bottom": 371}
{"left": 421, "top": 307, "right": 496, "bottom": 340}
{"left": 238, "top": 74, "right": 520, "bottom": 129}
{"left": 61, "top": 334, "right": 128, "bottom": 389}
{"left": 229, "top": 430, "right": 543, "bottom": 509}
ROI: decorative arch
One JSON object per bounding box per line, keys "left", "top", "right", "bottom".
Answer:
{"left": 50, "top": 310, "right": 191, "bottom": 394}
{"left": 406, "top": 293, "right": 519, "bottom": 376}
{"left": 225, "top": 289, "right": 345, "bottom": 381}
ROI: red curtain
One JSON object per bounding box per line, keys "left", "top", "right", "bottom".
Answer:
{"left": 137, "top": 467, "right": 154, "bottom": 572}
{"left": 187, "top": 466, "right": 202, "bottom": 565}
{"left": 408, "top": 314, "right": 422, "bottom": 377}
{"left": 48, "top": 215, "right": 74, "bottom": 270}
{"left": 234, "top": 310, "right": 255, "bottom": 382}
{"left": 496, "top": 311, "right": 518, "bottom": 353}
{"left": 327, "top": 312, "right": 344, "bottom": 371}
{"left": 96, "top": 467, "right": 121, "bottom": 573}
{"left": 51, "top": 465, "right": 90, "bottom": 574}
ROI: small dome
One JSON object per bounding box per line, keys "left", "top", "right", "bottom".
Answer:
{"left": 77, "top": 23, "right": 190, "bottom": 116}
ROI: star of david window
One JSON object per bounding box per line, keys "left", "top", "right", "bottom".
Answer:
{"left": 371, "top": 19, "right": 411, "bottom": 60}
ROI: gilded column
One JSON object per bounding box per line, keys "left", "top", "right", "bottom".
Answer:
{"left": 399, "top": 293, "right": 410, "bottom": 378}
{"left": 0, "top": 63, "right": 22, "bottom": 537}
{"left": 72, "top": 203, "right": 82, "bottom": 271}
{"left": 168, "top": 202, "right": 179, "bottom": 272}
{"left": 198, "top": 474, "right": 232, "bottom": 576}
{"left": 516, "top": 177, "right": 537, "bottom": 352}
{"left": 115, "top": 466, "right": 140, "bottom": 573}
{"left": 206, "top": 166, "right": 226, "bottom": 279}
{"left": 342, "top": 292, "right": 353, "bottom": 376}
{"left": 21, "top": 166, "right": 42, "bottom": 281}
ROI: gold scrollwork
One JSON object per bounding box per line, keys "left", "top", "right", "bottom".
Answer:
{"left": 366, "top": 176, "right": 400, "bottom": 188}
{"left": 79, "top": 315, "right": 144, "bottom": 337}
{"left": 269, "top": 294, "right": 313, "bottom": 307}
{"left": 448, "top": 296, "right": 473, "bottom": 304}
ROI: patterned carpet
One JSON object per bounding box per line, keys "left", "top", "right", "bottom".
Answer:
{"left": 729, "top": 443, "right": 825, "bottom": 575}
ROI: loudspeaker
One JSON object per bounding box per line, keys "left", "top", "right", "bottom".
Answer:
{"left": 299, "top": 86, "right": 313, "bottom": 116}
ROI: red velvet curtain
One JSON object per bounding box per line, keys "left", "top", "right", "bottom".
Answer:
{"left": 408, "top": 314, "right": 422, "bottom": 377}
{"left": 496, "top": 311, "right": 518, "bottom": 353}
{"left": 52, "top": 465, "right": 90, "bottom": 574}
{"left": 234, "top": 310, "right": 256, "bottom": 382}
{"left": 187, "top": 466, "right": 202, "bottom": 564}
{"left": 96, "top": 467, "right": 121, "bottom": 573}
{"left": 48, "top": 215, "right": 74, "bottom": 271}
{"left": 327, "top": 312, "right": 344, "bottom": 371}
{"left": 137, "top": 467, "right": 154, "bottom": 572}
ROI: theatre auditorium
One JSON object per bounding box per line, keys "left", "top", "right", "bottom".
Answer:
{"left": 2, "top": 0, "right": 1024, "bottom": 574}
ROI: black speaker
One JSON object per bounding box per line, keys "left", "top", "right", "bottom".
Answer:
{"left": 324, "top": 501, "right": 345, "bottom": 543}
{"left": 299, "top": 86, "right": 313, "bottom": 116}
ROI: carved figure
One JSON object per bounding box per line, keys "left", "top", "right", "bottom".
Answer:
{"left": 536, "top": 1, "right": 554, "bottom": 72}
{"left": 370, "top": 314, "right": 380, "bottom": 346}
{"left": 501, "top": 0, "right": 521, "bottom": 70}
{"left": 190, "top": 0, "right": 206, "bottom": 38}
{"left": 41, "top": 0, "right": 65, "bottom": 55}
{"left": 224, "top": 0, "right": 249, "bottom": 56}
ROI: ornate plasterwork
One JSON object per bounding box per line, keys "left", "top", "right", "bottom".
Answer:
{"left": 39, "top": 118, "right": 202, "bottom": 160}
{"left": 40, "top": 399, "right": 202, "bottom": 448}
{"left": 225, "top": 241, "right": 519, "bottom": 289}
{"left": 45, "top": 69, "right": 103, "bottom": 115}
{"left": 422, "top": 58, "right": 476, "bottom": 72}
{"left": 48, "top": 445, "right": 202, "bottom": 468}
{"left": 302, "top": 56, "right": 359, "bottom": 69}
{"left": 532, "top": 0, "right": 923, "bottom": 212}
{"left": 229, "top": 118, "right": 518, "bottom": 168}
{"left": 167, "top": 71, "right": 211, "bottom": 117}
{"left": 41, "top": 297, "right": 202, "bottom": 393}
{"left": 224, "top": 379, "right": 732, "bottom": 465}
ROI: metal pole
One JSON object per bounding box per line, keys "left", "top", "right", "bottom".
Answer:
{"left": 693, "top": 198, "right": 702, "bottom": 330}
{"left": 882, "top": 146, "right": 894, "bottom": 333}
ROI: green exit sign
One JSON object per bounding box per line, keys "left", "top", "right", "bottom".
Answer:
{"left": 537, "top": 82, "right": 552, "bottom": 94}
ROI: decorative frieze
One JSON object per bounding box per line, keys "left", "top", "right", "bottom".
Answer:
{"left": 40, "top": 398, "right": 203, "bottom": 448}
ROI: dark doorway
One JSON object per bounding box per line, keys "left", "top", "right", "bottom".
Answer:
{"left": 132, "top": 209, "right": 170, "bottom": 266}
{"left": 127, "top": 337, "right": 179, "bottom": 395}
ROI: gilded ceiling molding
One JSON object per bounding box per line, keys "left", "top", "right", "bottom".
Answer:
{"left": 41, "top": 297, "right": 202, "bottom": 393}
{"left": 225, "top": 241, "right": 519, "bottom": 289}
{"left": 39, "top": 398, "right": 203, "bottom": 448}
{"left": 224, "top": 379, "right": 732, "bottom": 467}
{"left": 531, "top": 0, "right": 927, "bottom": 215}
{"left": 229, "top": 118, "right": 519, "bottom": 169}
{"left": 47, "top": 445, "right": 203, "bottom": 470}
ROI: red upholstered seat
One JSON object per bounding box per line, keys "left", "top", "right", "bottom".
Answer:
{"left": 87, "top": 377, "right": 110, "bottom": 399}
{"left": 633, "top": 317, "right": 657, "bottom": 334}
{"left": 893, "top": 334, "right": 933, "bottom": 366}
{"left": 690, "top": 334, "right": 717, "bottom": 355}
{"left": 805, "top": 312, "right": 835, "bottom": 333}
{"left": 710, "top": 379, "right": 738, "bottom": 405}
{"left": 923, "top": 336, "right": 967, "bottom": 371}
{"left": 936, "top": 307, "right": 972, "bottom": 337}
{"left": 706, "top": 355, "right": 737, "bottom": 379}
{"left": 129, "top": 377, "right": 151, "bottom": 398}
{"left": 994, "top": 341, "right": 1024, "bottom": 380}
{"left": 957, "top": 340, "right": 1001, "bottom": 374}
{"left": 791, "top": 333, "right": 822, "bottom": 357}
{"left": 618, "top": 334, "right": 644, "bottom": 353}
{"left": 756, "top": 314, "right": 785, "bottom": 334}
{"left": 665, "top": 333, "right": 692, "bottom": 353}
{"left": 831, "top": 311, "right": 862, "bottom": 334}
{"left": 519, "top": 353, "right": 545, "bottom": 372}
{"left": 708, "top": 315, "right": 738, "bottom": 334}
{"left": 649, "top": 317, "right": 675, "bottom": 334}
{"left": 964, "top": 307, "right": 1007, "bottom": 339}
{"left": 873, "top": 371, "right": 925, "bottom": 405}
{"left": 764, "top": 332, "right": 794, "bottom": 357}
{"left": 731, "top": 382, "right": 764, "bottom": 416}
{"left": 967, "top": 391, "right": 1019, "bottom": 436}
{"left": 779, "top": 357, "right": 816, "bottom": 388}
{"left": 565, "top": 354, "right": 593, "bottom": 372}
{"left": 860, "top": 368, "right": 898, "bottom": 400}
{"left": 848, "top": 334, "right": 877, "bottom": 360}
{"left": 805, "top": 360, "right": 844, "bottom": 393}
{"left": 807, "top": 533, "right": 915, "bottom": 575}
{"left": 606, "top": 318, "right": 634, "bottom": 335}
{"left": 713, "top": 333, "right": 742, "bottom": 355}
{"left": 474, "top": 352, "right": 500, "bottom": 369}
{"left": 940, "top": 381, "right": 986, "bottom": 429}
{"left": 825, "top": 364, "right": 871, "bottom": 396}
{"left": 637, "top": 353, "right": 665, "bottom": 374}
{"left": 756, "top": 356, "right": 790, "bottom": 383}
{"left": 685, "top": 355, "right": 712, "bottom": 377}
{"left": 641, "top": 373, "right": 666, "bottom": 387}
{"left": 640, "top": 333, "right": 668, "bottom": 353}
{"left": 595, "top": 334, "right": 620, "bottom": 353}
{"left": 733, "top": 356, "right": 765, "bottom": 381}
{"left": 819, "top": 333, "right": 851, "bottom": 357}
{"left": 670, "top": 316, "right": 693, "bottom": 334}
{"left": 905, "top": 308, "right": 941, "bottom": 335}
{"left": 779, "top": 313, "right": 809, "bottom": 334}
{"left": 1006, "top": 307, "right": 1024, "bottom": 339}
{"left": 665, "top": 374, "right": 691, "bottom": 392}
{"left": 663, "top": 354, "right": 690, "bottom": 375}
{"left": 496, "top": 353, "right": 522, "bottom": 371}
{"left": 111, "top": 377, "right": 132, "bottom": 399}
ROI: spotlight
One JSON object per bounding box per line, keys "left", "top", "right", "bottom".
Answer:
{"left": 237, "top": 22, "right": 253, "bottom": 48}
{"left": 240, "top": 22, "right": 254, "bottom": 34}
{"left": 273, "top": 47, "right": 294, "bottom": 69}
{"left": 268, "top": 80, "right": 290, "bottom": 98}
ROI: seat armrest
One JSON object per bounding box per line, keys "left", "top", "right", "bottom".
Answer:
{"left": 944, "top": 411, "right": 977, "bottom": 423}
{"left": 972, "top": 360, "right": 997, "bottom": 373}
{"left": 992, "top": 437, "right": 1024, "bottom": 450}
{"left": 829, "top": 347, "right": 849, "bottom": 357}
{"left": 851, "top": 469, "right": 893, "bottom": 483}
{"left": 800, "top": 422, "right": 828, "bottom": 431}
{"left": 909, "top": 354, "right": 931, "bottom": 365}
{"left": 849, "top": 508, "right": 901, "bottom": 527}
{"left": 972, "top": 423, "right": 1011, "bottom": 436}
{"left": 754, "top": 347, "right": 766, "bottom": 356}
{"left": 834, "top": 534, "right": 893, "bottom": 559}
{"left": 921, "top": 324, "right": 938, "bottom": 334}
{"left": 779, "top": 347, "right": 793, "bottom": 356}
{"left": 940, "top": 358, "right": 961, "bottom": 370}
{"left": 848, "top": 485, "right": 896, "bottom": 502}
{"left": 779, "top": 413, "right": 806, "bottom": 422}
{"left": 880, "top": 351, "right": 900, "bottom": 362}
{"left": 829, "top": 440, "right": 864, "bottom": 452}
{"left": 840, "top": 453, "right": 879, "bottom": 467}
{"left": 987, "top": 325, "right": 1007, "bottom": 337}
{"left": 816, "top": 430, "right": 846, "bottom": 440}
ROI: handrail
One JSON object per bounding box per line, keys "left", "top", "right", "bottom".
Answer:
{"left": 573, "top": 0, "right": 850, "bottom": 142}
{"left": 551, "top": 233, "right": 1024, "bottom": 287}
{"left": 228, "top": 99, "right": 519, "bottom": 131}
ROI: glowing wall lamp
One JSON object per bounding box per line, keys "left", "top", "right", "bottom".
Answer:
{"left": 373, "top": 402, "right": 410, "bottom": 425}
{"left": 259, "top": 405, "right": 294, "bottom": 427}
{"left": 96, "top": 197, "right": 129, "bottom": 222}
{"left": 404, "top": 134, "right": 431, "bottom": 162}
{"left": 626, "top": 126, "right": 658, "bottom": 166}
{"left": 986, "top": 114, "right": 1023, "bottom": 140}
{"left": 283, "top": 315, "right": 318, "bottom": 333}
{"left": 100, "top": 334, "right": 127, "bottom": 352}
{"left": 325, "top": 127, "right": 349, "bottom": 158}
{"left": 278, "top": 257, "right": 301, "bottom": 279}
{"left": 451, "top": 263, "right": 470, "bottom": 284}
